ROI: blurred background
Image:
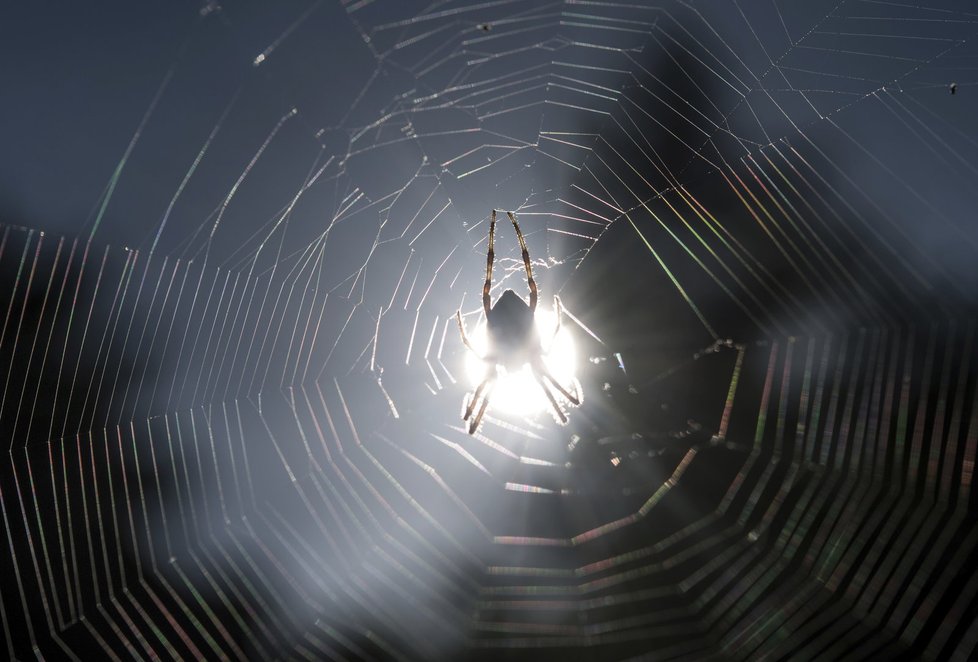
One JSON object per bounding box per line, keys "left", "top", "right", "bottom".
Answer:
{"left": 1, "top": 1, "right": 977, "bottom": 659}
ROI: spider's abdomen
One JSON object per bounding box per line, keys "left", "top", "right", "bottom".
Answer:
{"left": 487, "top": 289, "right": 539, "bottom": 369}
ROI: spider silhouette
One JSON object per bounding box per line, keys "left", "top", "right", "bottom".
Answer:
{"left": 456, "top": 210, "right": 581, "bottom": 434}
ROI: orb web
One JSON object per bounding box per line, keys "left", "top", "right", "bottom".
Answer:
{"left": 1, "top": 1, "right": 978, "bottom": 659}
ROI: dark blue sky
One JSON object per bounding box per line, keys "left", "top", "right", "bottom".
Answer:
{"left": 0, "top": 1, "right": 372, "bottom": 250}
{"left": 1, "top": 1, "right": 192, "bottom": 230}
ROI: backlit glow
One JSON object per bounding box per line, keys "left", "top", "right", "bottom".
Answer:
{"left": 464, "top": 308, "right": 577, "bottom": 417}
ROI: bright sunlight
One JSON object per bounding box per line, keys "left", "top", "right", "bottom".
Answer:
{"left": 464, "top": 307, "right": 577, "bottom": 418}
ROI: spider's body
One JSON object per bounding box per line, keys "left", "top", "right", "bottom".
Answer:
{"left": 486, "top": 289, "right": 539, "bottom": 369}
{"left": 456, "top": 210, "right": 582, "bottom": 434}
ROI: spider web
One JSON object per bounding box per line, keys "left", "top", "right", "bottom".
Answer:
{"left": 1, "top": 0, "right": 978, "bottom": 659}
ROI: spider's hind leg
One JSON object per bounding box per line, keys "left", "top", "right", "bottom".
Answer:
{"left": 463, "top": 367, "right": 497, "bottom": 434}
{"left": 532, "top": 365, "right": 568, "bottom": 425}
{"left": 538, "top": 361, "right": 582, "bottom": 407}
{"left": 545, "top": 295, "right": 563, "bottom": 352}
{"left": 469, "top": 380, "right": 496, "bottom": 434}
{"left": 463, "top": 376, "right": 489, "bottom": 422}
{"left": 462, "top": 370, "right": 496, "bottom": 434}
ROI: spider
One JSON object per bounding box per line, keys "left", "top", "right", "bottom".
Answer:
{"left": 456, "top": 209, "right": 581, "bottom": 434}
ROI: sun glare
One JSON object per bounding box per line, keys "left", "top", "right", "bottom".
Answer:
{"left": 464, "top": 308, "right": 577, "bottom": 417}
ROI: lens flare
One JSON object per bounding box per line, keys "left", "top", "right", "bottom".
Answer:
{"left": 464, "top": 307, "right": 577, "bottom": 417}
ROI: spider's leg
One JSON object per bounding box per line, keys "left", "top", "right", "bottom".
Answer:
{"left": 538, "top": 361, "right": 581, "bottom": 406}
{"left": 506, "top": 210, "right": 537, "bottom": 312}
{"left": 464, "top": 375, "right": 491, "bottom": 422}
{"left": 464, "top": 364, "right": 497, "bottom": 421}
{"left": 545, "top": 295, "right": 563, "bottom": 353}
{"left": 456, "top": 310, "right": 482, "bottom": 358}
{"left": 468, "top": 377, "right": 496, "bottom": 434}
{"left": 532, "top": 366, "right": 567, "bottom": 424}
{"left": 483, "top": 210, "right": 496, "bottom": 317}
